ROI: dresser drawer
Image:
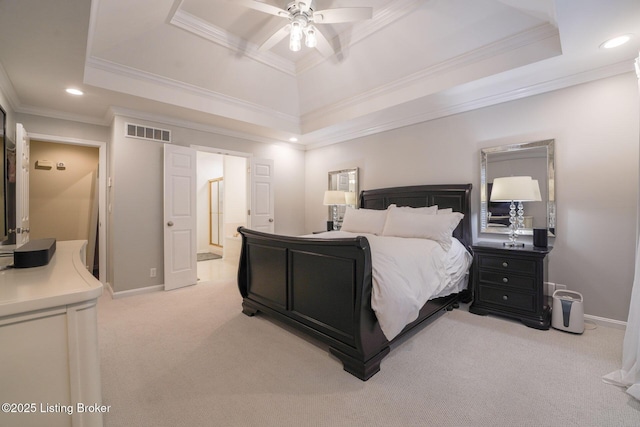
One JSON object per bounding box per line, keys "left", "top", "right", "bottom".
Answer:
{"left": 476, "top": 286, "right": 536, "bottom": 313}
{"left": 478, "top": 270, "right": 535, "bottom": 290}
{"left": 478, "top": 255, "right": 536, "bottom": 275}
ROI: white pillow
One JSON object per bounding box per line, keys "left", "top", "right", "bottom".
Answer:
{"left": 388, "top": 204, "right": 438, "bottom": 215}
{"left": 340, "top": 207, "right": 388, "bottom": 235}
{"left": 382, "top": 209, "right": 464, "bottom": 251}
{"left": 437, "top": 208, "right": 453, "bottom": 214}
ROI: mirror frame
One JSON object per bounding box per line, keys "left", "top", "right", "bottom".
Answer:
{"left": 327, "top": 167, "right": 359, "bottom": 222}
{"left": 209, "top": 178, "right": 223, "bottom": 247}
{"left": 480, "top": 139, "right": 555, "bottom": 236}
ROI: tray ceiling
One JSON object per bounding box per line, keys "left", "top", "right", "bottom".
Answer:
{"left": 1, "top": 0, "right": 639, "bottom": 148}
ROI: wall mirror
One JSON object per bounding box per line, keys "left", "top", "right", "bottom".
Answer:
{"left": 209, "top": 178, "right": 223, "bottom": 246}
{"left": 481, "top": 139, "right": 555, "bottom": 236}
{"left": 327, "top": 167, "right": 359, "bottom": 224}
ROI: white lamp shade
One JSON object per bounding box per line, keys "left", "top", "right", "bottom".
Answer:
{"left": 531, "top": 179, "right": 542, "bottom": 202}
{"left": 490, "top": 176, "right": 537, "bottom": 202}
{"left": 323, "top": 190, "right": 346, "bottom": 205}
{"left": 345, "top": 192, "right": 357, "bottom": 205}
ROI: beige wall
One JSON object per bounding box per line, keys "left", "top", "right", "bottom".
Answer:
{"left": 108, "top": 115, "right": 306, "bottom": 293}
{"left": 305, "top": 72, "right": 639, "bottom": 322}
{"left": 30, "top": 140, "right": 99, "bottom": 241}
{"left": 7, "top": 72, "right": 638, "bottom": 322}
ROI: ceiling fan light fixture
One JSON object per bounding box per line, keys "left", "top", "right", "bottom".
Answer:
{"left": 305, "top": 26, "right": 317, "bottom": 48}
{"left": 289, "top": 34, "right": 302, "bottom": 51}
{"left": 243, "top": 0, "right": 372, "bottom": 56}
{"left": 290, "top": 20, "right": 303, "bottom": 40}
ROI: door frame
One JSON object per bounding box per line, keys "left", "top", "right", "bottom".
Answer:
{"left": 28, "top": 132, "right": 107, "bottom": 284}
{"left": 191, "top": 145, "right": 252, "bottom": 230}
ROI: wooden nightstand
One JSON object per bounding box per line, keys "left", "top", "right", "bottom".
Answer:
{"left": 469, "top": 242, "right": 551, "bottom": 330}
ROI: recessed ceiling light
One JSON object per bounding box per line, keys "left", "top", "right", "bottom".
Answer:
{"left": 289, "top": 137, "right": 298, "bottom": 142}
{"left": 601, "top": 34, "right": 632, "bottom": 49}
{"left": 65, "top": 88, "right": 83, "bottom": 96}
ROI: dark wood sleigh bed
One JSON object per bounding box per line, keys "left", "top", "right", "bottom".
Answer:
{"left": 237, "top": 184, "right": 472, "bottom": 380}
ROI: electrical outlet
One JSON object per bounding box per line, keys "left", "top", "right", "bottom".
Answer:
{"left": 150, "top": 268, "right": 157, "bottom": 278}
{"left": 544, "top": 282, "right": 555, "bottom": 296}
{"left": 555, "top": 283, "right": 567, "bottom": 291}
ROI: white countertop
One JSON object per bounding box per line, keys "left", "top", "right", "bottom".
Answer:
{"left": 0, "top": 240, "right": 103, "bottom": 318}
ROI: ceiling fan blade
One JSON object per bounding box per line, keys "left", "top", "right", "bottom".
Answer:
{"left": 259, "top": 24, "right": 291, "bottom": 51}
{"left": 234, "top": 0, "right": 290, "bottom": 18}
{"left": 313, "top": 29, "right": 334, "bottom": 57}
{"left": 313, "top": 7, "right": 372, "bottom": 24}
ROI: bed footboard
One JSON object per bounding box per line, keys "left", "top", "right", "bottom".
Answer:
{"left": 237, "top": 227, "right": 390, "bottom": 380}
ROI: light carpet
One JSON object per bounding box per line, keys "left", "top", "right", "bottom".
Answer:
{"left": 97, "top": 279, "right": 640, "bottom": 426}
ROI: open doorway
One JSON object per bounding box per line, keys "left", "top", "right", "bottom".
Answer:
{"left": 196, "top": 149, "right": 247, "bottom": 283}
{"left": 30, "top": 140, "right": 100, "bottom": 277}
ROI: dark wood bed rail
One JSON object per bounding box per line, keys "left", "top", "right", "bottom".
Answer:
{"left": 237, "top": 229, "right": 390, "bottom": 380}
{"left": 237, "top": 184, "right": 472, "bottom": 380}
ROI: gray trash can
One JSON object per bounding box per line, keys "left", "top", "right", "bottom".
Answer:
{"left": 551, "top": 290, "right": 584, "bottom": 334}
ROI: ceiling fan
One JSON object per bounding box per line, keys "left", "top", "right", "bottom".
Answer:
{"left": 235, "top": 1, "right": 373, "bottom": 56}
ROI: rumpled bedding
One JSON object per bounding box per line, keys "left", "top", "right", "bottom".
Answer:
{"left": 308, "top": 231, "right": 472, "bottom": 340}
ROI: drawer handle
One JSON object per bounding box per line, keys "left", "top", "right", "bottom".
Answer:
{"left": 502, "top": 277, "right": 509, "bottom": 283}
{"left": 502, "top": 295, "right": 509, "bottom": 301}
{"left": 502, "top": 261, "right": 509, "bottom": 268}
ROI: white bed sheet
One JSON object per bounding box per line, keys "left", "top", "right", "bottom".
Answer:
{"left": 307, "top": 231, "right": 472, "bottom": 340}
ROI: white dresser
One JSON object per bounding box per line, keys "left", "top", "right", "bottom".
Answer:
{"left": 0, "top": 241, "right": 104, "bottom": 427}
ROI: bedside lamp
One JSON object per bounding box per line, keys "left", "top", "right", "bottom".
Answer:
{"left": 490, "top": 176, "right": 540, "bottom": 247}
{"left": 345, "top": 191, "right": 357, "bottom": 207}
{"left": 323, "top": 190, "right": 346, "bottom": 230}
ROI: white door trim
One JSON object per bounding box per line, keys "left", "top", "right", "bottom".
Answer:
{"left": 27, "top": 133, "right": 107, "bottom": 284}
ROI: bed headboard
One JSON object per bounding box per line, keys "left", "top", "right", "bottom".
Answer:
{"left": 360, "top": 184, "right": 472, "bottom": 249}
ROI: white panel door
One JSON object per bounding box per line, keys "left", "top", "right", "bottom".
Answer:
{"left": 15, "top": 123, "right": 30, "bottom": 247}
{"left": 164, "top": 144, "right": 197, "bottom": 291}
{"left": 250, "top": 158, "right": 274, "bottom": 233}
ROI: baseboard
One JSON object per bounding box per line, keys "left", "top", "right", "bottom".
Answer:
{"left": 584, "top": 314, "right": 627, "bottom": 330}
{"left": 109, "top": 284, "right": 164, "bottom": 299}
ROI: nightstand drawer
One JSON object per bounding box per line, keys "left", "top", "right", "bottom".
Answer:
{"left": 477, "top": 286, "right": 536, "bottom": 313}
{"left": 478, "top": 271, "right": 535, "bottom": 290}
{"left": 470, "top": 243, "right": 551, "bottom": 329}
{"left": 478, "top": 256, "right": 536, "bottom": 275}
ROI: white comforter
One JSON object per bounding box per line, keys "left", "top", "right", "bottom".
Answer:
{"left": 308, "top": 231, "right": 472, "bottom": 340}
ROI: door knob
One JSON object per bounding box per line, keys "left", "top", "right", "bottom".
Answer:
{"left": 167, "top": 221, "right": 174, "bottom": 226}
{"left": 268, "top": 218, "right": 274, "bottom": 222}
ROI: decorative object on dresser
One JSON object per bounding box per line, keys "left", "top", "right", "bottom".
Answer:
{"left": 489, "top": 176, "right": 541, "bottom": 247}
{"left": 469, "top": 242, "right": 551, "bottom": 330}
{"left": 323, "top": 190, "right": 346, "bottom": 230}
{"left": 237, "top": 184, "right": 472, "bottom": 380}
{"left": 326, "top": 167, "right": 359, "bottom": 231}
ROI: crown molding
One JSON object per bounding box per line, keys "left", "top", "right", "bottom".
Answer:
{"left": 109, "top": 106, "right": 304, "bottom": 149}
{"left": 84, "top": 56, "right": 299, "bottom": 129}
{"left": 296, "top": 0, "right": 426, "bottom": 74}
{"left": 9, "top": 59, "right": 633, "bottom": 152}
{"left": 302, "top": 22, "right": 560, "bottom": 128}
{"left": 169, "top": 0, "right": 423, "bottom": 77}
{"left": 169, "top": 9, "right": 297, "bottom": 76}
{"left": 14, "top": 104, "right": 110, "bottom": 127}
{"left": 304, "top": 60, "right": 635, "bottom": 150}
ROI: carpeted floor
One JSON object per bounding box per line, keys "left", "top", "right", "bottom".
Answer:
{"left": 97, "top": 279, "right": 640, "bottom": 426}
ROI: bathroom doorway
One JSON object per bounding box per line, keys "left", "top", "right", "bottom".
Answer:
{"left": 196, "top": 149, "right": 247, "bottom": 282}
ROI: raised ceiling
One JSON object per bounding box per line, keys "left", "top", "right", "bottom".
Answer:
{"left": 0, "top": 0, "right": 639, "bottom": 148}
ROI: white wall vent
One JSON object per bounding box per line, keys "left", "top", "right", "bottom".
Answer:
{"left": 125, "top": 123, "right": 171, "bottom": 143}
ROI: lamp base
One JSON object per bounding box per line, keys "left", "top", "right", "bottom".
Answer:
{"left": 503, "top": 241, "right": 525, "bottom": 248}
